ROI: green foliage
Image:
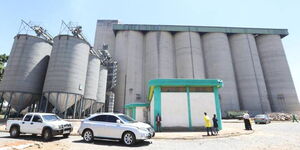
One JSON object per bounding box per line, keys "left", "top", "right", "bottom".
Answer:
{"left": 0, "top": 53, "right": 9, "bottom": 81}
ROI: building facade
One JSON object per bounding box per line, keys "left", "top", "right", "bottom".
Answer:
{"left": 94, "top": 20, "right": 300, "bottom": 116}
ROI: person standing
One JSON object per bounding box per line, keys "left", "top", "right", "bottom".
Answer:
{"left": 156, "top": 113, "right": 162, "bottom": 132}
{"left": 204, "top": 112, "right": 214, "bottom": 136}
{"left": 212, "top": 114, "right": 219, "bottom": 135}
{"left": 243, "top": 112, "right": 252, "bottom": 130}
{"left": 292, "top": 114, "right": 299, "bottom": 123}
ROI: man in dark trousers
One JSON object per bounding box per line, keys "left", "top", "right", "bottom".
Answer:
{"left": 156, "top": 113, "right": 162, "bottom": 132}
{"left": 243, "top": 112, "right": 252, "bottom": 130}
{"left": 212, "top": 114, "right": 219, "bottom": 135}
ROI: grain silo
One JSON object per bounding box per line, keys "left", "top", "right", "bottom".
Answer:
{"left": 256, "top": 35, "right": 300, "bottom": 112}
{"left": 0, "top": 34, "right": 52, "bottom": 112}
{"left": 202, "top": 33, "right": 240, "bottom": 115}
{"left": 144, "top": 31, "right": 176, "bottom": 94}
{"left": 229, "top": 34, "right": 271, "bottom": 114}
{"left": 42, "top": 35, "right": 90, "bottom": 114}
{"left": 114, "top": 31, "right": 144, "bottom": 112}
{"left": 82, "top": 54, "right": 101, "bottom": 113}
{"left": 174, "top": 32, "right": 205, "bottom": 79}
{"left": 94, "top": 66, "right": 108, "bottom": 112}
{"left": 95, "top": 20, "right": 299, "bottom": 115}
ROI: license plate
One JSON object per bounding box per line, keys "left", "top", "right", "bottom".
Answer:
{"left": 63, "top": 130, "right": 70, "bottom": 134}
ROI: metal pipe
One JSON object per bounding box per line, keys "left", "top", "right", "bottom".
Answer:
{"left": 64, "top": 94, "right": 69, "bottom": 119}
{"left": 44, "top": 93, "right": 49, "bottom": 113}
{"left": 73, "top": 95, "right": 78, "bottom": 119}
{"left": 5, "top": 93, "right": 13, "bottom": 119}
{"left": 0, "top": 93, "right": 4, "bottom": 113}
{"left": 55, "top": 93, "right": 59, "bottom": 113}
{"left": 79, "top": 97, "right": 83, "bottom": 119}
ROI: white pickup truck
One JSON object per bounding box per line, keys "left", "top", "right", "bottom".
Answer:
{"left": 6, "top": 113, "right": 73, "bottom": 141}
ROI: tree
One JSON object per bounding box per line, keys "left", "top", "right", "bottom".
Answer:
{"left": 0, "top": 54, "right": 9, "bottom": 81}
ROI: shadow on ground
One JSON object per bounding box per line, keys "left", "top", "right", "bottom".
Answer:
{"left": 0, "top": 134, "right": 67, "bottom": 142}
{"left": 72, "top": 139, "right": 152, "bottom": 147}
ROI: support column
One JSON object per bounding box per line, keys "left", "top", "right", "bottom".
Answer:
{"left": 186, "top": 87, "right": 192, "bottom": 130}
{"left": 214, "top": 87, "right": 223, "bottom": 130}
{"left": 44, "top": 93, "right": 49, "bottom": 113}
{"left": 5, "top": 93, "right": 13, "bottom": 119}
{"left": 0, "top": 93, "right": 4, "bottom": 113}
{"left": 64, "top": 94, "right": 69, "bottom": 119}
{"left": 79, "top": 97, "right": 84, "bottom": 119}
{"left": 153, "top": 86, "right": 161, "bottom": 131}
{"left": 73, "top": 95, "right": 78, "bottom": 119}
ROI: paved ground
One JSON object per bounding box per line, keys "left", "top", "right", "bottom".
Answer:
{"left": 0, "top": 121, "right": 299, "bottom": 150}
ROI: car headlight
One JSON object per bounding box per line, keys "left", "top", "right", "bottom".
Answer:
{"left": 54, "top": 125, "right": 63, "bottom": 129}
{"left": 137, "top": 127, "right": 148, "bottom": 132}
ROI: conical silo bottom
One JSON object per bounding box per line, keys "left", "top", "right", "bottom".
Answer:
{"left": 92, "top": 102, "right": 104, "bottom": 113}
{"left": 2, "top": 92, "right": 40, "bottom": 112}
{"left": 46, "top": 92, "right": 79, "bottom": 113}
{"left": 82, "top": 99, "right": 96, "bottom": 111}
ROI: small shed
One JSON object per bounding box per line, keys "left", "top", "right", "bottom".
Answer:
{"left": 125, "top": 103, "right": 149, "bottom": 123}
{"left": 147, "top": 79, "right": 223, "bottom": 131}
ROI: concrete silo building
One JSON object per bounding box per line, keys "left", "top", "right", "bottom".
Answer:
{"left": 94, "top": 20, "right": 300, "bottom": 116}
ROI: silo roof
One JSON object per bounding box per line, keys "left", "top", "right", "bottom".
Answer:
{"left": 113, "top": 24, "right": 288, "bottom": 38}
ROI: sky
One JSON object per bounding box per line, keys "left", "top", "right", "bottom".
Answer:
{"left": 0, "top": 0, "right": 299, "bottom": 100}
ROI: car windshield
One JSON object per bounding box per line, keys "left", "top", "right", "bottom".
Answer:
{"left": 118, "top": 115, "right": 137, "bottom": 123}
{"left": 42, "top": 115, "right": 61, "bottom": 121}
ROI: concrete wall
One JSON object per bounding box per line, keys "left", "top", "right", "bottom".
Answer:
{"left": 174, "top": 32, "right": 205, "bottom": 78}
{"left": 135, "top": 107, "right": 147, "bottom": 122}
{"left": 256, "top": 35, "right": 300, "bottom": 112}
{"left": 94, "top": 20, "right": 299, "bottom": 114}
{"left": 190, "top": 92, "right": 215, "bottom": 127}
{"left": 202, "top": 33, "right": 240, "bottom": 115}
{"left": 229, "top": 34, "right": 271, "bottom": 114}
{"left": 114, "top": 31, "right": 145, "bottom": 112}
{"left": 94, "top": 20, "right": 118, "bottom": 55}
{"left": 161, "top": 92, "right": 189, "bottom": 127}
{"left": 150, "top": 97, "right": 154, "bottom": 126}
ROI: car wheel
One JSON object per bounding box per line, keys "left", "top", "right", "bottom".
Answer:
{"left": 10, "top": 126, "right": 20, "bottom": 138}
{"left": 122, "top": 132, "right": 136, "bottom": 146}
{"left": 83, "top": 129, "right": 94, "bottom": 142}
{"left": 42, "top": 128, "right": 53, "bottom": 141}
{"left": 63, "top": 133, "right": 70, "bottom": 138}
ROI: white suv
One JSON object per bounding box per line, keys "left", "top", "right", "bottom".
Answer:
{"left": 78, "top": 113, "right": 155, "bottom": 146}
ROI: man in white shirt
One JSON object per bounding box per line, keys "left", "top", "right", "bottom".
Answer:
{"left": 243, "top": 113, "right": 252, "bottom": 130}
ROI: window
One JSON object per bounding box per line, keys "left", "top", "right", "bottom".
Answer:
{"left": 42, "top": 115, "right": 60, "bottom": 121}
{"left": 161, "top": 87, "right": 186, "bottom": 92}
{"left": 118, "top": 115, "right": 136, "bottom": 123}
{"left": 24, "top": 115, "right": 32, "bottom": 121}
{"left": 32, "top": 115, "right": 42, "bottom": 122}
{"left": 89, "top": 115, "right": 107, "bottom": 122}
{"left": 106, "top": 115, "right": 118, "bottom": 123}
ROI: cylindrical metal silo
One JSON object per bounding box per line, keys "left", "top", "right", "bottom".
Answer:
{"left": 82, "top": 54, "right": 101, "bottom": 111}
{"left": 42, "top": 35, "right": 90, "bottom": 113}
{"left": 174, "top": 32, "right": 205, "bottom": 78}
{"left": 256, "top": 34, "right": 300, "bottom": 112}
{"left": 94, "top": 66, "right": 108, "bottom": 112}
{"left": 229, "top": 34, "right": 271, "bottom": 114}
{"left": 144, "top": 31, "right": 176, "bottom": 93}
{"left": 202, "top": 33, "right": 240, "bottom": 115}
{"left": 114, "top": 31, "right": 144, "bottom": 113}
{"left": 0, "top": 34, "right": 52, "bottom": 112}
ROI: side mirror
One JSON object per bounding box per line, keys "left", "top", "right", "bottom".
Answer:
{"left": 116, "top": 119, "right": 121, "bottom": 124}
